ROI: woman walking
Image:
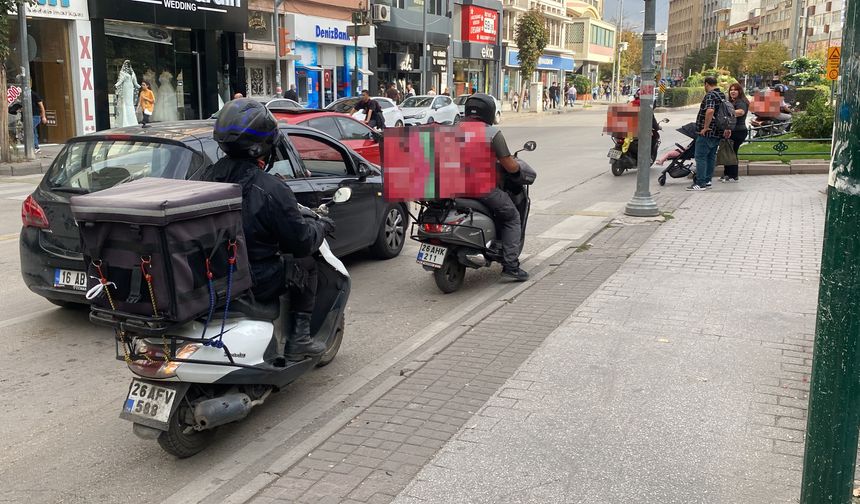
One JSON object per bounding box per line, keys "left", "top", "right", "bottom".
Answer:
{"left": 138, "top": 81, "right": 155, "bottom": 128}
{"left": 720, "top": 82, "right": 749, "bottom": 183}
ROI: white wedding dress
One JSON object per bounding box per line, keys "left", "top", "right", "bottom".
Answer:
{"left": 152, "top": 71, "right": 179, "bottom": 122}
{"left": 115, "top": 68, "right": 140, "bottom": 128}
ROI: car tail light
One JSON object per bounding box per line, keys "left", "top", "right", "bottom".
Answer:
{"left": 22, "top": 195, "right": 49, "bottom": 229}
{"left": 129, "top": 341, "right": 200, "bottom": 379}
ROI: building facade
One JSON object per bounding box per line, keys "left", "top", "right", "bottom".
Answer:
{"left": 667, "top": 0, "right": 704, "bottom": 75}
{"left": 565, "top": 1, "right": 615, "bottom": 86}
{"left": 87, "top": 0, "right": 247, "bottom": 131}
{"left": 8, "top": 0, "right": 94, "bottom": 142}
{"left": 758, "top": 0, "right": 793, "bottom": 45}
{"left": 804, "top": 0, "right": 844, "bottom": 54}
{"left": 452, "top": 0, "right": 503, "bottom": 96}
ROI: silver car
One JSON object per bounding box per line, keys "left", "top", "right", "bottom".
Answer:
{"left": 455, "top": 94, "right": 502, "bottom": 124}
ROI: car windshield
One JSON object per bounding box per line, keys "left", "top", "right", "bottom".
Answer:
{"left": 326, "top": 98, "right": 359, "bottom": 113}
{"left": 402, "top": 97, "right": 433, "bottom": 108}
{"left": 455, "top": 96, "right": 470, "bottom": 105}
{"left": 46, "top": 140, "right": 201, "bottom": 194}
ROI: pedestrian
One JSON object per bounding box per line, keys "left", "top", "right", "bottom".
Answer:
{"left": 404, "top": 83, "right": 415, "bottom": 99}
{"left": 523, "top": 88, "right": 530, "bottom": 110}
{"left": 567, "top": 84, "right": 577, "bottom": 107}
{"left": 138, "top": 81, "right": 155, "bottom": 128}
{"left": 31, "top": 88, "right": 46, "bottom": 153}
{"left": 548, "top": 82, "right": 557, "bottom": 109}
{"left": 233, "top": 92, "right": 244, "bottom": 99}
{"left": 284, "top": 84, "right": 299, "bottom": 102}
{"left": 604, "top": 86, "right": 611, "bottom": 101}
{"left": 509, "top": 88, "right": 519, "bottom": 112}
{"left": 720, "top": 82, "right": 749, "bottom": 183}
{"left": 688, "top": 76, "right": 727, "bottom": 191}
{"left": 427, "top": 86, "right": 437, "bottom": 96}
{"left": 351, "top": 89, "right": 386, "bottom": 130}
{"left": 442, "top": 86, "right": 451, "bottom": 97}
{"left": 385, "top": 82, "right": 401, "bottom": 103}
{"left": 542, "top": 87, "right": 549, "bottom": 110}
{"left": 592, "top": 85, "right": 599, "bottom": 100}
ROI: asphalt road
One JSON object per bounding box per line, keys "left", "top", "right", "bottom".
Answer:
{"left": 0, "top": 105, "right": 697, "bottom": 504}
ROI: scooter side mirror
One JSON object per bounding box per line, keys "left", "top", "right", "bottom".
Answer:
{"left": 661, "top": 118, "right": 671, "bottom": 124}
{"left": 523, "top": 141, "right": 537, "bottom": 152}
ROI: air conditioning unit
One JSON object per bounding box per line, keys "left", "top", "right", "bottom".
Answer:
{"left": 372, "top": 4, "right": 391, "bottom": 22}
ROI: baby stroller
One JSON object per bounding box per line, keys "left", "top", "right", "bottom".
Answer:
{"left": 657, "top": 122, "right": 697, "bottom": 186}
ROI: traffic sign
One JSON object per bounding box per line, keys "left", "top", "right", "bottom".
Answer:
{"left": 826, "top": 46, "right": 841, "bottom": 81}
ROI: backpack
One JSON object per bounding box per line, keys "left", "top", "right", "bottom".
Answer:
{"left": 713, "top": 92, "right": 737, "bottom": 132}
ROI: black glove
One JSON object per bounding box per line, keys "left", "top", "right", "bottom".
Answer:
{"left": 319, "top": 216, "right": 336, "bottom": 237}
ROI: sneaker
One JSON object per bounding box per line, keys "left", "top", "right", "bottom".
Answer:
{"left": 726, "top": 177, "right": 739, "bottom": 183}
{"left": 501, "top": 267, "right": 529, "bottom": 282}
{"left": 34, "top": 148, "right": 41, "bottom": 154}
{"left": 705, "top": 181, "right": 712, "bottom": 187}
{"left": 718, "top": 176, "right": 728, "bottom": 183}
{"left": 686, "top": 184, "right": 707, "bottom": 191}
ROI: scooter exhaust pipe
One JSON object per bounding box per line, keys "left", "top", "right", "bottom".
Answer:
{"left": 464, "top": 253, "right": 489, "bottom": 267}
{"left": 193, "top": 393, "right": 253, "bottom": 431}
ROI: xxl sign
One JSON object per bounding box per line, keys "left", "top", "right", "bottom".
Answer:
{"left": 90, "top": 0, "right": 248, "bottom": 32}
{"left": 462, "top": 5, "right": 498, "bottom": 44}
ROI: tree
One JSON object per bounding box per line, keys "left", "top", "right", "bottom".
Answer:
{"left": 783, "top": 57, "right": 825, "bottom": 86}
{"left": 719, "top": 39, "right": 748, "bottom": 78}
{"left": 598, "top": 62, "right": 613, "bottom": 82}
{"left": 619, "top": 30, "right": 642, "bottom": 79}
{"left": 746, "top": 41, "right": 789, "bottom": 78}
{"left": 515, "top": 9, "right": 549, "bottom": 111}
{"left": 1, "top": 1, "right": 36, "bottom": 162}
{"left": 682, "top": 42, "right": 717, "bottom": 76}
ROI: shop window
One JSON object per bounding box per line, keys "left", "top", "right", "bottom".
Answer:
{"left": 288, "top": 134, "right": 351, "bottom": 177}
{"left": 247, "top": 11, "right": 274, "bottom": 42}
{"left": 335, "top": 117, "right": 373, "bottom": 141}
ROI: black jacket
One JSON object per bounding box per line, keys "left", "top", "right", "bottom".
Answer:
{"left": 202, "top": 157, "right": 325, "bottom": 300}
{"left": 284, "top": 89, "right": 299, "bottom": 102}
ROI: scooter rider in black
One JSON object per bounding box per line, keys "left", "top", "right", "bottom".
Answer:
{"left": 203, "top": 98, "right": 334, "bottom": 358}
{"left": 463, "top": 93, "right": 529, "bottom": 282}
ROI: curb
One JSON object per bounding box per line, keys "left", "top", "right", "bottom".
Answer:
{"left": 744, "top": 160, "right": 829, "bottom": 176}
{"left": 0, "top": 161, "right": 48, "bottom": 177}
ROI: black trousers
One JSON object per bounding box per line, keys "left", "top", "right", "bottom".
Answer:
{"left": 286, "top": 256, "right": 317, "bottom": 313}
{"left": 479, "top": 188, "right": 522, "bottom": 268}
{"left": 723, "top": 129, "right": 747, "bottom": 179}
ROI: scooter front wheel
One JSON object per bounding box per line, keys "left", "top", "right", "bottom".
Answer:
{"left": 157, "top": 399, "right": 215, "bottom": 458}
{"left": 433, "top": 253, "right": 466, "bottom": 294}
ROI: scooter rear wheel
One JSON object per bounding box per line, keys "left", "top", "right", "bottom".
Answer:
{"left": 433, "top": 253, "right": 466, "bottom": 294}
{"left": 157, "top": 399, "right": 215, "bottom": 458}
{"left": 610, "top": 160, "right": 626, "bottom": 176}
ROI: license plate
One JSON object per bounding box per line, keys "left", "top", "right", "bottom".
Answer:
{"left": 416, "top": 243, "right": 447, "bottom": 268}
{"left": 607, "top": 149, "right": 622, "bottom": 160}
{"left": 53, "top": 268, "right": 87, "bottom": 291}
{"left": 122, "top": 379, "right": 176, "bottom": 424}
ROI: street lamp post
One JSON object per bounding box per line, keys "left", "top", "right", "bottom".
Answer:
{"left": 611, "top": 0, "right": 624, "bottom": 103}
{"left": 274, "top": 0, "right": 283, "bottom": 96}
{"left": 17, "top": 0, "right": 34, "bottom": 161}
{"left": 623, "top": 0, "right": 659, "bottom": 218}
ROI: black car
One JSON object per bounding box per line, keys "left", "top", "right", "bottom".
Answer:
{"left": 20, "top": 121, "right": 408, "bottom": 307}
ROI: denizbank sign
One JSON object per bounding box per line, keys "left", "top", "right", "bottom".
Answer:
{"left": 286, "top": 13, "right": 375, "bottom": 48}
{"left": 90, "top": 0, "right": 248, "bottom": 32}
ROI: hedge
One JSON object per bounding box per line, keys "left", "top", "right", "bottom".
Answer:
{"left": 663, "top": 87, "right": 705, "bottom": 108}
{"left": 793, "top": 86, "right": 830, "bottom": 111}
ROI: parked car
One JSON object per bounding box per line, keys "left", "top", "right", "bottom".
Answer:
{"left": 20, "top": 122, "right": 408, "bottom": 307}
{"left": 265, "top": 98, "right": 303, "bottom": 111}
{"left": 270, "top": 109, "right": 382, "bottom": 165}
{"left": 400, "top": 95, "right": 460, "bottom": 126}
{"left": 325, "top": 97, "right": 405, "bottom": 128}
{"left": 454, "top": 94, "right": 502, "bottom": 124}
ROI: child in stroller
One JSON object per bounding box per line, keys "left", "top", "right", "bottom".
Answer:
{"left": 657, "top": 122, "right": 697, "bottom": 186}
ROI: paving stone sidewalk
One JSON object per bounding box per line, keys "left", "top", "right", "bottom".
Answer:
{"left": 246, "top": 193, "right": 689, "bottom": 504}
{"left": 393, "top": 175, "right": 827, "bottom": 504}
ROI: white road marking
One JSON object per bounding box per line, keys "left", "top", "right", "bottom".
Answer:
{"left": 538, "top": 214, "right": 607, "bottom": 240}
{"left": 5, "top": 193, "right": 31, "bottom": 201}
{"left": 576, "top": 201, "right": 627, "bottom": 217}
{"left": 530, "top": 200, "right": 560, "bottom": 211}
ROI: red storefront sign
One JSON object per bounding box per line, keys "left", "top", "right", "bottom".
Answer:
{"left": 462, "top": 5, "right": 498, "bottom": 44}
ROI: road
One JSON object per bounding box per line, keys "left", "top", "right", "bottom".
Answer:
{"left": 0, "top": 105, "right": 697, "bottom": 503}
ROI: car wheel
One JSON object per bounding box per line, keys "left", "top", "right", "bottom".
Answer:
{"left": 452, "top": 115, "right": 460, "bottom": 124}
{"left": 395, "top": 120, "right": 403, "bottom": 127}
{"left": 370, "top": 204, "right": 407, "bottom": 259}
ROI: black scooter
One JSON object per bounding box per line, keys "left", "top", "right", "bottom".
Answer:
{"left": 412, "top": 141, "right": 537, "bottom": 293}
{"left": 609, "top": 118, "right": 670, "bottom": 176}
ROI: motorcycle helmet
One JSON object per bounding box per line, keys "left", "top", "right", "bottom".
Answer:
{"left": 464, "top": 93, "right": 497, "bottom": 126}
{"left": 214, "top": 98, "right": 279, "bottom": 159}
{"left": 772, "top": 84, "right": 788, "bottom": 95}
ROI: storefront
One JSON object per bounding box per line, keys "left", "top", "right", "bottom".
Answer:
{"left": 7, "top": 0, "right": 94, "bottom": 142}
{"left": 452, "top": 1, "right": 501, "bottom": 97}
{"left": 283, "top": 14, "right": 374, "bottom": 108}
{"left": 504, "top": 48, "right": 574, "bottom": 94}
{"left": 88, "top": 0, "right": 247, "bottom": 130}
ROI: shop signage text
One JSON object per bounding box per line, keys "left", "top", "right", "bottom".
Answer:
{"left": 132, "top": 0, "right": 243, "bottom": 13}
{"left": 90, "top": 0, "right": 248, "bottom": 32}
{"left": 506, "top": 49, "right": 574, "bottom": 71}
{"left": 432, "top": 47, "right": 447, "bottom": 71}
{"left": 19, "top": 0, "right": 88, "bottom": 19}
{"left": 315, "top": 25, "right": 351, "bottom": 42}
{"left": 285, "top": 13, "right": 375, "bottom": 48}
{"left": 481, "top": 46, "right": 494, "bottom": 58}
{"left": 462, "top": 5, "right": 497, "bottom": 44}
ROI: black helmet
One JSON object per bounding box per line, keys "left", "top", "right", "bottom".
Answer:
{"left": 214, "top": 98, "right": 278, "bottom": 159}
{"left": 464, "top": 93, "right": 496, "bottom": 126}
{"left": 772, "top": 84, "right": 788, "bottom": 95}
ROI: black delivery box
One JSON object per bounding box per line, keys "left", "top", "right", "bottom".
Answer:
{"left": 71, "top": 178, "right": 251, "bottom": 326}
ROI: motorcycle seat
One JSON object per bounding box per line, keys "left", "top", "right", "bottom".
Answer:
{"left": 453, "top": 198, "right": 493, "bottom": 217}
{"left": 227, "top": 296, "right": 280, "bottom": 321}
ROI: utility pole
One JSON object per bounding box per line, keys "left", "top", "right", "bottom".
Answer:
{"left": 611, "top": 0, "right": 624, "bottom": 103}
{"left": 421, "top": 0, "right": 428, "bottom": 93}
{"left": 789, "top": 0, "right": 806, "bottom": 58}
{"left": 799, "top": 0, "right": 859, "bottom": 501}
{"left": 624, "top": 0, "right": 659, "bottom": 218}
{"left": 714, "top": 35, "right": 720, "bottom": 69}
{"left": 274, "top": 0, "right": 283, "bottom": 97}
{"left": 354, "top": 7, "right": 360, "bottom": 96}
{"left": 17, "top": 0, "right": 34, "bottom": 161}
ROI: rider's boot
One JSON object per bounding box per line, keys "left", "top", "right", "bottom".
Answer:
{"left": 286, "top": 312, "right": 326, "bottom": 359}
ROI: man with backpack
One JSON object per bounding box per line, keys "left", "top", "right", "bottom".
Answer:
{"left": 688, "top": 76, "right": 734, "bottom": 191}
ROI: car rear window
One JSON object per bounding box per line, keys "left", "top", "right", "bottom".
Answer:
{"left": 46, "top": 140, "right": 203, "bottom": 193}
{"left": 327, "top": 98, "right": 359, "bottom": 113}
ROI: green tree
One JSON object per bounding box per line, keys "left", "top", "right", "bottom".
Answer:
{"left": 515, "top": 9, "right": 549, "bottom": 110}
{"left": 746, "top": 41, "right": 789, "bottom": 78}
{"left": 1, "top": 2, "right": 36, "bottom": 162}
{"left": 783, "top": 57, "right": 825, "bottom": 86}
{"left": 719, "top": 39, "right": 748, "bottom": 78}
{"left": 682, "top": 42, "right": 717, "bottom": 75}
{"left": 619, "top": 30, "right": 642, "bottom": 79}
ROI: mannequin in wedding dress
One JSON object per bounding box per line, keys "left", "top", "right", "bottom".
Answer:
{"left": 115, "top": 60, "right": 140, "bottom": 128}
{"left": 152, "top": 70, "right": 179, "bottom": 122}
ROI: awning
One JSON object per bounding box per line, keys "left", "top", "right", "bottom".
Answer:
{"left": 358, "top": 68, "right": 374, "bottom": 76}
{"left": 298, "top": 65, "right": 324, "bottom": 71}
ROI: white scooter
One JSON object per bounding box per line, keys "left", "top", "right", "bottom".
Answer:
{"left": 91, "top": 188, "right": 353, "bottom": 458}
